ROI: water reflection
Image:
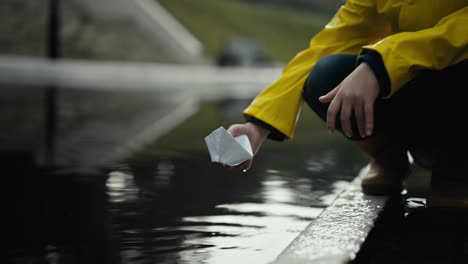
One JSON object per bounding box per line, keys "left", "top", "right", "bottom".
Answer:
{"left": 3, "top": 166, "right": 120, "bottom": 264}
{"left": 107, "top": 170, "right": 139, "bottom": 203}
{"left": 3, "top": 99, "right": 367, "bottom": 264}
{"left": 111, "top": 140, "right": 365, "bottom": 262}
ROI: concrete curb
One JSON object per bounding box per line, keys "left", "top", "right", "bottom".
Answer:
{"left": 272, "top": 166, "right": 390, "bottom": 264}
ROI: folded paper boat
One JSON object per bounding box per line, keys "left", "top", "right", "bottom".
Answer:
{"left": 205, "top": 126, "right": 253, "bottom": 166}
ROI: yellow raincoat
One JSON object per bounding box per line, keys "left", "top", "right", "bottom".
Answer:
{"left": 243, "top": 0, "right": 468, "bottom": 139}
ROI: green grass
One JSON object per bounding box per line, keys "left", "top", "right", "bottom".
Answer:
{"left": 158, "top": 0, "right": 333, "bottom": 62}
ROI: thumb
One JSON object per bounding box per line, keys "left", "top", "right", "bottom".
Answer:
{"left": 319, "top": 86, "right": 339, "bottom": 103}
{"left": 238, "top": 159, "right": 253, "bottom": 172}
{"left": 227, "top": 124, "right": 246, "bottom": 137}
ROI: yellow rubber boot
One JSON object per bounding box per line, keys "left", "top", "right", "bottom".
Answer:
{"left": 354, "top": 136, "right": 410, "bottom": 195}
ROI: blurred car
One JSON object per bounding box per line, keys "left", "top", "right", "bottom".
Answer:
{"left": 216, "top": 38, "right": 272, "bottom": 67}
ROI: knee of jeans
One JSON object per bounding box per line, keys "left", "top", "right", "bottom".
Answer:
{"left": 303, "top": 58, "right": 338, "bottom": 116}
{"left": 304, "top": 55, "right": 350, "bottom": 102}
{"left": 302, "top": 73, "right": 320, "bottom": 108}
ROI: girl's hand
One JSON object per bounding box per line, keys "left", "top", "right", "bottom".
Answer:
{"left": 227, "top": 122, "right": 270, "bottom": 171}
{"left": 319, "top": 62, "right": 380, "bottom": 138}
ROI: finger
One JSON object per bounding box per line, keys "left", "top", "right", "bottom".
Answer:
{"left": 364, "top": 103, "right": 374, "bottom": 136}
{"left": 340, "top": 100, "right": 353, "bottom": 138}
{"left": 354, "top": 103, "right": 366, "bottom": 138}
{"left": 326, "top": 97, "right": 341, "bottom": 134}
{"left": 227, "top": 124, "right": 243, "bottom": 137}
{"left": 238, "top": 159, "right": 252, "bottom": 172}
{"left": 319, "top": 87, "right": 339, "bottom": 103}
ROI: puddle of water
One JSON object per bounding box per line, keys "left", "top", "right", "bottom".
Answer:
{"left": 3, "top": 99, "right": 367, "bottom": 264}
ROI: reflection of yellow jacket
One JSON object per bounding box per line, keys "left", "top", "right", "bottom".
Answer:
{"left": 243, "top": 0, "right": 468, "bottom": 139}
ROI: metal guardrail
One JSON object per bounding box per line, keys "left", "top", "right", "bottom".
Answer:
{"left": 0, "top": 56, "right": 282, "bottom": 98}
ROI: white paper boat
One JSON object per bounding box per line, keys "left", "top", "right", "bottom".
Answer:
{"left": 205, "top": 126, "right": 253, "bottom": 166}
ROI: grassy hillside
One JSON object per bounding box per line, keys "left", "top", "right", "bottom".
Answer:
{"left": 158, "top": 0, "right": 337, "bottom": 63}
{"left": 239, "top": 0, "right": 344, "bottom": 16}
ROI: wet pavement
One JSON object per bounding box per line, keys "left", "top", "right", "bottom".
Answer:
{"left": 1, "top": 99, "right": 367, "bottom": 264}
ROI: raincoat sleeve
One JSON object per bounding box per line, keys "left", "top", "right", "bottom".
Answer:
{"left": 361, "top": 6, "right": 468, "bottom": 98}
{"left": 242, "top": 0, "right": 392, "bottom": 140}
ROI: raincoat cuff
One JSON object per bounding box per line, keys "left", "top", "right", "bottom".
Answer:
{"left": 246, "top": 117, "right": 286, "bottom": 142}
{"left": 358, "top": 51, "right": 391, "bottom": 98}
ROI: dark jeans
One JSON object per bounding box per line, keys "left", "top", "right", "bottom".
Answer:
{"left": 302, "top": 54, "right": 467, "bottom": 182}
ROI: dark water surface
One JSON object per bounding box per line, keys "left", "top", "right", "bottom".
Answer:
{"left": 354, "top": 197, "right": 468, "bottom": 264}
{"left": 4, "top": 99, "right": 367, "bottom": 264}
